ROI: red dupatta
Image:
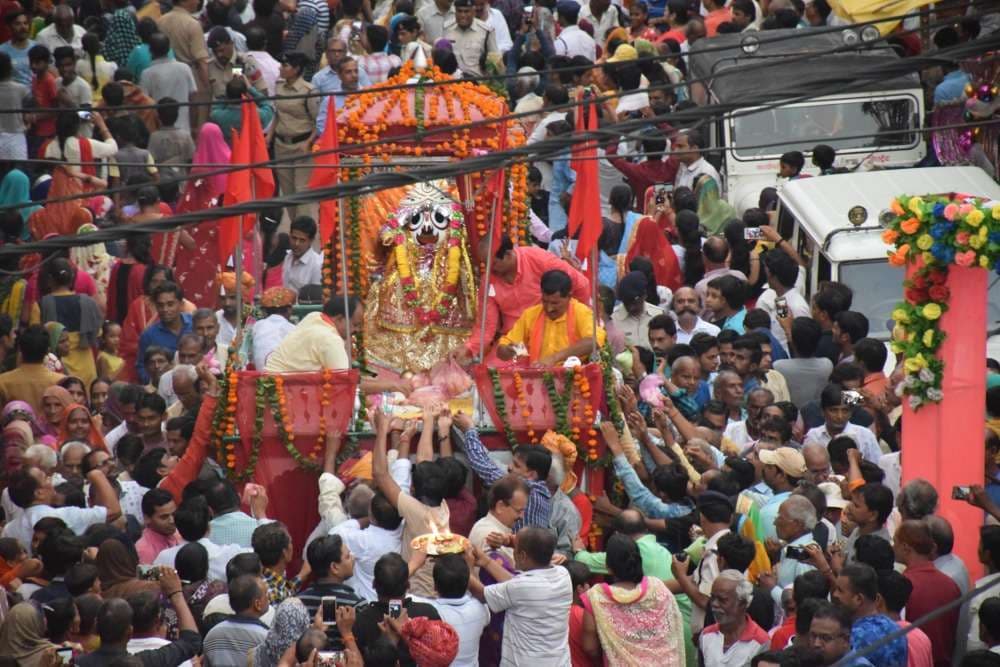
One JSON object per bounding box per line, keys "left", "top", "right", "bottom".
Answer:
{"left": 624, "top": 216, "right": 682, "bottom": 292}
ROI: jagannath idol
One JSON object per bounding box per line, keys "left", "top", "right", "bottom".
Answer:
{"left": 363, "top": 181, "right": 477, "bottom": 373}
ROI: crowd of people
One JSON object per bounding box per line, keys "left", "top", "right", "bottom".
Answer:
{"left": 0, "top": 0, "right": 995, "bottom": 665}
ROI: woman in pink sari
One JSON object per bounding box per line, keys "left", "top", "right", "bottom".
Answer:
{"left": 174, "top": 123, "right": 230, "bottom": 307}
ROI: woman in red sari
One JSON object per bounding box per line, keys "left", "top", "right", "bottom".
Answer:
{"left": 174, "top": 122, "right": 230, "bottom": 307}
{"left": 618, "top": 215, "right": 682, "bottom": 293}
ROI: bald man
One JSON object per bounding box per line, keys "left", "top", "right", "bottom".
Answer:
{"left": 802, "top": 443, "right": 831, "bottom": 484}
{"left": 36, "top": 5, "right": 85, "bottom": 55}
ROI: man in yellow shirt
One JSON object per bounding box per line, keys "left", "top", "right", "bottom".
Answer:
{"left": 497, "top": 270, "right": 605, "bottom": 366}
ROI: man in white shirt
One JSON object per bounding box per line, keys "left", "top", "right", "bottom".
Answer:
{"left": 414, "top": 556, "right": 490, "bottom": 667}
{"left": 282, "top": 216, "right": 324, "bottom": 295}
{"left": 243, "top": 26, "right": 280, "bottom": 95}
{"left": 36, "top": 6, "right": 85, "bottom": 56}
{"left": 252, "top": 287, "right": 298, "bottom": 371}
{"left": 803, "top": 384, "right": 882, "bottom": 464}
{"left": 553, "top": 0, "right": 596, "bottom": 60}
{"left": 474, "top": 0, "right": 512, "bottom": 53}
{"left": 469, "top": 475, "right": 529, "bottom": 566}
{"left": 154, "top": 495, "right": 251, "bottom": 582}
{"left": 417, "top": 0, "right": 457, "bottom": 43}
{"left": 474, "top": 527, "right": 573, "bottom": 667}
{"left": 756, "top": 250, "right": 809, "bottom": 349}
{"left": 2, "top": 465, "right": 121, "bottom": 550}
{"left": 671, "top": 286, "right": 720, "bottom": 344}
{"left": 673, "top": 128, "right": 722, "bottom": 193}
{"left": 578, "top": 0, "right": 624, "bottom": 46}
{"left": 335, "top": 493, "right": 404, "bottom": 601}
{"left": 611, "top": 271, "right": 664, "bottom": 352}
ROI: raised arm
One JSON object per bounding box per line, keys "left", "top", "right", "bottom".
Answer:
{"left": 160, "top": 365, "right": 218, "bottom": 504}
{"left": 415, "top": 409, "right": 435, "bottom": 463}
{"left": 373, "top": 410, "right": 402, "bottom": 506}
{"left": 453, "top": 411, "right": 505, "bottom": 486}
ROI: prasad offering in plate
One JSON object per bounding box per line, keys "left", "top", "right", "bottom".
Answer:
{"left": 410, "top": 532, "right": 470, "bottom": 555}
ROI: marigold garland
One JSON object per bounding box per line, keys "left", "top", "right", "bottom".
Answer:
{"left": 883, "top": 194, "right": 1000, "bottom": 409}
{"left": 512, "top": 370, "right": 536, "bottom": 444}
{"left": 268, "top": 375, "right": 322, "bottom": 473}
{"left": 489, "top": 368, "right": 518, "bottom": 447}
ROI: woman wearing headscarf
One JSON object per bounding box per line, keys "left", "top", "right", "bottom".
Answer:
{"left": 59, "top": 404, "right": 107, "bottom": 452}
{"left": 43, "top": 321, "right": 67, "bottom": 373}
{"left": 174, "top": 123, "right": 230, "bottom": 307}
{"left": 0, "top": 168, "right": 40, "bottom": 241}
{"left": 103, "top": 1, "right": 141, "bottom": 66}
{"left": 2, "top": 401, "right": 49, "bottom": 442}
{"left": 107, "top": 234, "right": 152, "bottom": 326}
{"left": 70, "top": 224, "right": 114, "bottom": 314}
{"left": 3, "top": 419, "right": 34, "bottom": 449}
{"left": 30, "top": 110, "right": 117, "bottom": 240}
{"left": 40, "top": 385, "right": 74, "bottom": 440}
{"left": 0, "top": 603, "right": 59, "bottom": 667}
{"left": 250, "top": 598, "right": 312, "bottom": 667}
{"left": 39, "top": 258, "right": 102, "bottom": 388}
{"left": 96, "top": 539, "right": 159, "bottom": 599}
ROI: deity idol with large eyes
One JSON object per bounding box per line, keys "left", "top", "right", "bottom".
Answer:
{"left": 363, "top": 181, "right": 478, "bottom": 373}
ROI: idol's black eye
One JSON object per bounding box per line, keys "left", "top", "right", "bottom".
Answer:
{"left": 434, "top": 210, "right": 447, "bottom": 224}
{"left": 408, "top": 213, "right": 421, "bottom": 226}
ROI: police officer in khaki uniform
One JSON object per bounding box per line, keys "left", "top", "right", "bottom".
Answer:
{"left": 207, "top": 27, "right": 268, "bottom": 100}
{"left": 443, "top": 0, "right": 499, "bottom": 79}
{"left": 267, "top": 51, "right": 321, "bottom": 226}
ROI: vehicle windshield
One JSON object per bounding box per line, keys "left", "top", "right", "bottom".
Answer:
{"left": 838, "top": 261, "right": 1000, "bottom": 339}
{"left": 731, "top": 97, "right": 918, "bottom": 159}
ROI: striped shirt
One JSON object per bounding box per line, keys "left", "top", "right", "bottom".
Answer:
{"left": 297, "top": 582, "right": 365, "bottom": 650}
{"left": 202, "top": 616, "right": 269, "bottom": 667}
{"left": 462, "top": 428, "right": 551, "bottom": 530}
{"left": 484, "top": 566, "right": 573, "bottom": 667}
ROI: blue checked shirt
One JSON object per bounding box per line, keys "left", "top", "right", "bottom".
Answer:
{"left": 462, "top": 428, "right": 551, "bottom": 530}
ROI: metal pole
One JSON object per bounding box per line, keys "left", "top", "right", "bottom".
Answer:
{"left": 476, "top": 187, "right": 501, "bottom": 425}
{"left": 590, "top": 244, "right": 598, "bottom": 362}
{"left": 337, "top": 197, "right": 352, "bottom": 367}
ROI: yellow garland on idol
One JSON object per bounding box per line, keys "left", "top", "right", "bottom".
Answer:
{"left": 883, "top": 193, "right": 1000, "bottom": 410}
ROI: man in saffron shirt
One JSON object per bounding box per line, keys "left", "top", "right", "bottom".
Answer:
{"left": 458, "top": 236, "right": 590, "bottom": 363}
{"left": 895, "top": 519, "right": 961, "bottom": 666}
{"left": 497, "top": 269, "right": 606, "bottom": 366}
{"left": 702, "top": 0, "right": 732, "bottom": 36}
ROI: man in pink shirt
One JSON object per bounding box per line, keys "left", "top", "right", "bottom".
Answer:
{"left": 878, "top": 570, "right": 934, "bottom": 667}
{"left": 136, "top": 488, "right": 182, "bottom": 564}
{"left": 457, "top": 236, "right": 590, "bottom": 362}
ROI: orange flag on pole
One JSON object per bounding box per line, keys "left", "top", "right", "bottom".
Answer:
{"left": 219, "top": 99, "right": 272, "bottom": 261}
{"left": 567, "top": 100, "right": 602, "bottom": 268}
{"left": 308, "top": 98, "right": 341, "bottom": 244}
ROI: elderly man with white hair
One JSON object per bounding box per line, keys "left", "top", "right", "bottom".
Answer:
{"left": 773, "top": 494, "right": 819, "bottom": 593}
{"left": 58, "top": 441, "right": 92, "bottom": 481}
{"left": 0, "top": 444, "right": 61, "bottom": 525}
{"left": 699, "top": 569, "right": 770, "bottom": 666}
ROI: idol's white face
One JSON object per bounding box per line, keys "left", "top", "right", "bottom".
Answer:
{"left": 402, "top": 202, "right": 454, "bottom": 243}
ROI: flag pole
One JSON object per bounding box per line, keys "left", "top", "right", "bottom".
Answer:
{"left": 476, "top": 190, "right": 500, "bottom": 425}
{"left": 590, "top": 244, "right": 598, "bottom": 362}
{"left": 338, "top": 195, "right": 352, "bottom": 367}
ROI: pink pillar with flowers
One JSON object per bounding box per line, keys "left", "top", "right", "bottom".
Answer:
{"left": 890, "top": 195, "right": 993, "bottom": 582}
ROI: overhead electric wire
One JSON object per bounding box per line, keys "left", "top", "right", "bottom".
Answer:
{"left": 4, "top": 26, "right": 991, "bottom": 217}
{"left": 0, "top": 25, "right": 995, "bottom": 258}
{"left": 0, "top": 3, "right": 959, "bottom": 117}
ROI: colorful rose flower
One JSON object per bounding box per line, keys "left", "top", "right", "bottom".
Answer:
{"left": 904, "top": 354, "right": 928, "bottom": 373}
{"left": 966, "top": 209, "right": 985, "bottom": 226}
{"left": 916, "top": 234, "right": 934, "bottom": 250}
{"left": 892, "top": 308, "right": 910, "bottom": 324}
{"left": 956, "top": 231, "right": 970, "bottom": 246}
{"left": 970, "top": 235, "right": 985, "bottom": 249}
{"left": 904, "top": 287, "right": 927, "bottom": 305}
{"left": 922, "top": 303, "right": 942, "bottom": 320}
{"left": 891, "top": 199, "right": 905, "bottom": 216}
{"left": 900, "top": 217, "right": 921, "bottom": 235}
{"left": 888, "top": 245, "right": 910, "bottom": 266}
{"left": 982, "top": 255, "right": 992, "bottom": 268}
{"left": 908, "top": 197, "right": 925, "bottom": 217}
{"left": 930, "top": 222, "right": 952, "bottom": 240}
{"left": 991, "top": 204, "right": 1000, "bottom": 220}
{"left": 928, "top": 284, "right": 950, "bottom": 302}
{"left": 955, "top": 250, "right": 977, "bottom": 267}
{"left": 922, "top": 329, "right": 935, "bottom": 347}
{"left": 943, "top": 203, "right": 959, "bottom": 220}
{"left": 931, "top": 244, "right": 955, "bottom": 264}
{"left": 881, "top": 229, "right": 899, "bottom": 244}
{"left": 932, "top": 202, "right": 945, "bottom": 218}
